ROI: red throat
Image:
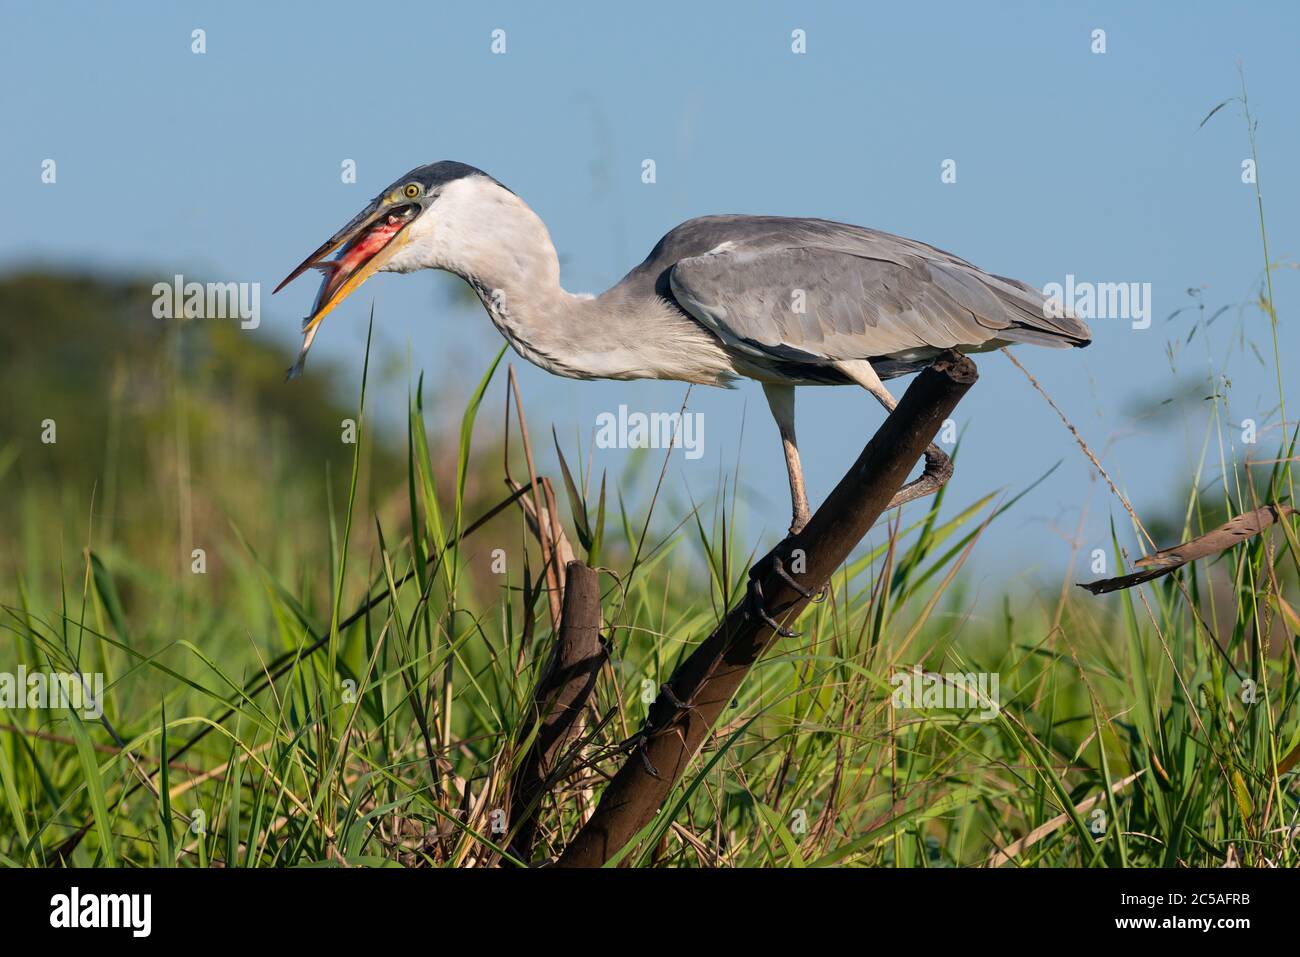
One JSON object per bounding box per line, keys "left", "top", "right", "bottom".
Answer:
{"left": 314, "top": 215, "right": 406, "bottom": 305}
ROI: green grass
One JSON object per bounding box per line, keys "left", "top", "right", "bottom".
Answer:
{"left": 2, "top": 345, "right": 1294, "bottom": 867}
{"left": 0, "top": 89, "right": 1296, "bottom": 868}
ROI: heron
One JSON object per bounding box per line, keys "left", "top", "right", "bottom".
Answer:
{"left": 277, "top": 160, "right": 1090, "bottom": 564}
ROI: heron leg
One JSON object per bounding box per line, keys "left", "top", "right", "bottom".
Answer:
{"left": 762, "top": 382, "right": 811, "bottom": 535}
{"left": 835, "top": 360, "right": 953, "bottom": 510}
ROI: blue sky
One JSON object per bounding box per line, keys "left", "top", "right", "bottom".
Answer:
{"left": 3, "top": 1, "right": 1298, "bottom": 588}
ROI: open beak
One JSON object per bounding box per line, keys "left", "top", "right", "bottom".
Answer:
{"left": 275, "top": 196, "right": 422, "bottom": 378}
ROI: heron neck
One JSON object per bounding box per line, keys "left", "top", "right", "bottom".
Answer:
{"left": 440, "top": 190, "right": 735, "bottom": 384}
{"left": 464, "top": 265, "right": 590, "bottom": 378}
{"left": 461, "top": 263, "right": 733, "bottom": 385}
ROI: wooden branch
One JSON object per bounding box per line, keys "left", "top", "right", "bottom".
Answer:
{"left": 554, "top": 351, "right": 978, "bottom": 867}
{"left": 508, "top": 561, "right": 606, "bottom": 860}
{"left": 983, "top": 770, "right": 1145, "bottom": 867}
{"left": 507, "top": 475, "right": 577, "bottom": 588}
{"left": 508, "top": 365, "right": 566, "bottom": 631}
{"left": 1077, "top": 504, "right": 1298, "bottom": 595}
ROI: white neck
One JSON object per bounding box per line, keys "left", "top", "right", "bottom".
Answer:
{"left": 383, "top": 176, "right": 735, "bottom": 384}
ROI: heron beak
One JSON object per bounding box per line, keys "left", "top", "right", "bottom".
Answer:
{"left": 275, "top": 196, "right": 421, "bottom": 378}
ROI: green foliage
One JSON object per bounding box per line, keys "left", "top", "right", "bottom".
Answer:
{"left": 0, "top": 92, "right": 1296, "bottom": 867}
{"left": 1, "top": 299, "right": 1293, "bottom": 866}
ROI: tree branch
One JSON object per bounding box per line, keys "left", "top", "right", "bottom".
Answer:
{"left": 1077, "top": 503, "right": 1297, "bottom": 595}
{"left": 554, "top": 351, "right": 978, "bottom": 867}
{"left": 508, "top": 561, "right": 606, "bottom": 860}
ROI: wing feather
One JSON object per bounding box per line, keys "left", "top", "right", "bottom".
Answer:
{"left": 666, "top": 226, "right": 1090, "bottom": 368}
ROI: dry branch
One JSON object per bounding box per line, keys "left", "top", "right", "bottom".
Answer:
{"left": 983, "top": 770, "right": 1144, "bottom": 867}
{"left": 507, "top": 364, "right": 567, "bottom": 630}
{"left": 508, "top": 561, "right": 606, "bottom": 860}
{"left": 554, "top": 351, "right": 978, "bottom": 867}
{"left": 1078, "top": 504, "right": 1297, "bottom": 595}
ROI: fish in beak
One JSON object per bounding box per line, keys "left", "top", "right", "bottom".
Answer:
{"left": 275, "top": 191, "right": 424, "bottom": 378}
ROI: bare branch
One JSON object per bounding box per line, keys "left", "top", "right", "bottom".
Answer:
{"left": 1078, "top": 504, "right": 1298, "bottom": 595}
{"left": 554, "top": 351, "right": 978, "bottom": 867}
{"left": 508, "top": 561, "right": 606, "bottom": 860}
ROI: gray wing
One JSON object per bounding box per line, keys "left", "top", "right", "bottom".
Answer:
{"left": 662, "top": 218, "right": 1090, "bottom": 371}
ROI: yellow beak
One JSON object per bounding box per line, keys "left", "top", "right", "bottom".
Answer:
{"left": 276, "top": 197, "right": 420, "bottom": 379}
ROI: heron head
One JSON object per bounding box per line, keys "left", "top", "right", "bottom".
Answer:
{"left": 275, "top": 160, "right": 507, "bottom": 377}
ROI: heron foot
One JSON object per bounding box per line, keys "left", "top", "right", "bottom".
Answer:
{"left": 772, "top": 553, "right": 828, "bottom": 604}
{"left": 638, "top": 746, "right": 661, "bottom": 779}
{"left": 885, "top": 443, "right": 953, "bottom": 510}
{"left": 615, "top": 728, "right": 662, "bottom": 778}
{"left": 660, "top": 682, "right": 699, "bottom": 715}
{"left": 744, "top": 541, "right": 829, "bottom": 637}
{"left": 619, "top": 683, "right": 698, "bottom": 780}
{"left": 745, "top": 571, "right": 799, "bottom": 637}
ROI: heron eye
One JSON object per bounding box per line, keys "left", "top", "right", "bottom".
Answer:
{"left": 403, "top": 184, "right": 421, "bottom": 199}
